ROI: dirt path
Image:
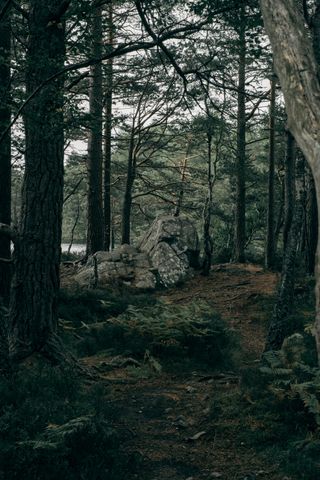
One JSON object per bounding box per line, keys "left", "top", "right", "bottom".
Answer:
{"left": 160, "top": 263, "right": 278, "bottom": 360}
{"left": 87, "top": 264, "right": 288, "bottom": 480}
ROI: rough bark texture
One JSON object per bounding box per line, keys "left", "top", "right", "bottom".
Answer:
{"left": 121, "top": 129, "right": 136, "bottom": 245}
{"left": 265, "top": 74, "right": 276, "bottom": 269}
{"left": 305, "top": 166, "right": 318, "bottom": 274}
{"left": 313, "top": 0, "right": 320, "bottom": 70}
{"left": 9, "top": 0, "right": 65, "bottom": 359}
{"left": 87, "top": 5, "right": 104, "bottom": 255}
{"left": 103, "top": 1, "right": 113, "bottom": 251}
{"left": 265, "top": 158, "right": 303, "bottom": 351}
{"left": 283, "top": 131, "right": 296, "bottom": 252}
{"left": 202, "top": 133, "right": 214, "bottom": 276}
{"left": 174, "top": 141, "right": 191, "bottom": 218}
{"left": 233, "top": 9, "right": 246, "bottom": 263}
{"left": 260, "top": 0, "right": 320, "bottom": 364}
{"left": 0, "top": 2, "right": 11, "bottom": 301}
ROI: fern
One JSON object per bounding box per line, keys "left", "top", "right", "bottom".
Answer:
{"left": 261, "top": 334, "right": 320, "bottom": 427}
{"left": 106, "top": 299, "right": 235, "bottom": 367}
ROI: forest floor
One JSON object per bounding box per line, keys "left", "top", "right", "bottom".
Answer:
{"left": 80, "top": 264, "right": 292, "bottom": 480}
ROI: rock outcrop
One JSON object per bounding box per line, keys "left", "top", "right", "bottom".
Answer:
{"left": 139, "top": 215, "right": 200, "bottom": 287}
{"left": 74, "top": 216, "right": 200, "bottom": 290}
{"left": 74, "top": 244, "right": 157, "bottom": 290}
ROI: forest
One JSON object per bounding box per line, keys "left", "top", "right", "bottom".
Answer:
{"left": 1, "top": 0, "right": 320, "bottom": 479}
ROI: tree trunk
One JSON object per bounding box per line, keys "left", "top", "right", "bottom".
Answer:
{"left": 174, "top": 140, "right": 191, "bottom": 217}
{"left": 260, "top": 0, "right": 320, "bottom": 364}
{"left": 87, "top": 5, "right": 104, "bottom": 255}
{"left": 8, "top": 0, "right": 65, "bottom": 359}
{"left": 121, "top": 129, "right": 135, "bottom": 245}
{"left": 233, "top": 8, "right": 246, "bottom": 263}
{"left": 0, "top": 2, "right": 11, "bottom": 302}
{"left": 283, "top": 130, "right": 296, "bottom": 252}
{"left": 313, "top": 0, "right": 320, "bottom": 70}
{"left": 305, "top": 166, "right": 318, "bottom": 275}
{"left": 202, "top": 133, "right": 214, "bottom": 276}
{"left": 265, "top": 74, "right": 276, "bottom": 269}
{"left": 103, "top": 1, "right": 113, "bottom": 251}
{"left": 265, "top": 156, "right": 303, "bottom": 351}
{"left": 67, "top": 197, "right": 80, "bottom": 256}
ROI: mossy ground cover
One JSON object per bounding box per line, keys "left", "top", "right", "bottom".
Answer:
{"left": 1, "top": 265, "right": 320, "bottom": 479}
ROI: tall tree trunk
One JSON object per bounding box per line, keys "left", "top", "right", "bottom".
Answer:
{"left": 265, "top": 73, "right": 277, "bottom": 269}
{"left": 87, "top": 5, "right": 104, "bottom": 255}
{"left": 121, "top": 129, "right": 135, "bottom": 245}
{"left": 265, "top": 156, "right": 303, "bottom": 351}
{"left": 274, "top": 177, "right": 284, "bottom": 251}
{"left": 103, "top": 1, "right": 113, "bottom": 251}
{"left": 0, "top": 2, "right": 11, "bottom": 302}
{"left": 233, "top": 9, "right": 246, "bottom": 263}
{"left": 313, "top": 0, "right": 320, "bottom": 69}
{"left": 260, "top": 0, "right": 320, "bottom": 364}
{"left": 283, "top": 130, "right": 296, "bottom": 252}
{"left": 305, "top": 166, "right": 318, "bottom": 274}
{"left": 174, "top": 140, "right": 191, "bottom": 217}
{"left": 202, "top": 132, "right": 214, "bottom": 276}
{"left": 8, "top": 0, "right": 65, "bottom": 359}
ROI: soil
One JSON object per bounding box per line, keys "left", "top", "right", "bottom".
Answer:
{"left": 83, "top": 264, "right": 292, "bottom": 480}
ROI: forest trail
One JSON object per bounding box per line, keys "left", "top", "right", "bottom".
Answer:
{"left": 85, "top": 264, "right": 288, "bottom": 480}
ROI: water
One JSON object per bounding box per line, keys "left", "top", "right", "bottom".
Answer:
{"left": 61, "top": 243, "right": 86, "bottom": 253}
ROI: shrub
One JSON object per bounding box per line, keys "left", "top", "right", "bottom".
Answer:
{"left": 0, "top": 364, "right": 133, "bottom": 480}
{"left": 240, "top": 333, "right": 320, "bottom": 479}
{"left": 59, "top": 288, "right": 156, "bottom": 327}
{"left": 78, "top": 300, "right": 238, "bottom": 368}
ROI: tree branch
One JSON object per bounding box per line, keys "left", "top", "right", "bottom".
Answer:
{"left": 63, "top": 177, "right": 84, "bottom": 204}
{"left": 0, "top": 22, "right": 201, "bottom": 146}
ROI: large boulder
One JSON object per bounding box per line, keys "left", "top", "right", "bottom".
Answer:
{"left": 72, "top": 217, "right": 199, "bottom": 291}
{"left": 139, "top": 215, "right": 200, "bottom": 287}
{"left": 74, "top": 244, "right": 157, "bottom": 290}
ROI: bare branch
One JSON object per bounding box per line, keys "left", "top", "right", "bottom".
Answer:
{"left": 63, "top": 177, "right": 84, "bottom": 204}
{"left": 0, "top": 257, "right": 12, "bottom": 264}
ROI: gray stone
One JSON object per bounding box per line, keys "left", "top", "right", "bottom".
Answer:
{"left": 73, "top": 216, "right": 199, "bottom": 291}
{"left": 74, "top": 247, "right": 157, "bottom": 291}
{"left": 139, "top": 215, "right": 199, "bottom": 287}
{"left": 118, "top": 243, "right": 138, "bottom": 256}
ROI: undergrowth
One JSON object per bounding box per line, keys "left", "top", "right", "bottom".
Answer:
{"left": 74, "top": 298, "right": 238, "bottom": 369}
{"left": 59, "top": 288, "right": 156, "bottom": 328}
{"left": 239, "top": 330, "right": 320, "bottom": 480}
{"left": 0, "top": 364, "right": 136, "bottom": 480}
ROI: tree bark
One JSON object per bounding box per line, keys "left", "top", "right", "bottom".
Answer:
{"left": 202, "top": 132, "right": 214, "bottom": 276}
{"left": 265, "top": 155, "right": 303, "bottom": 351}
{"left": 305, "top": 166, "right": 318, "bottom": 275}
{"left": 0, "top": 1, "right": 11, "bottom": 302}
{"left": 174, "top": 140, "right": 191, "bottom": 217}
{"left": 312, "top": 0, "right": 320, "bottom": 71}
{"left": 260, "top": 0, "right": 320, "bottom": 364}
{"left": 87, "top": 4, "right": 104, "bottom": 255}
{"left": 283, "top": 130, "right": 296, "bottom": 252}
{"left": 8, "top": 0, "right": 65, "bottom": 359}
{"left": 265, "top": 73, "right": 277, "bottom": 269}
{"left": 103, "top": 1, "right": 113, "bottom": 251}
{"left": 121, "top": 128, "right": 136, "bottom": 245}
{"left": 233, "top": 7, "right": 246, "bottom": 263}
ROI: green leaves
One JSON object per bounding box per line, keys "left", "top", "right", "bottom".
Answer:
{"left": 260, "top": 334, "right": 320, "bottom": 427}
